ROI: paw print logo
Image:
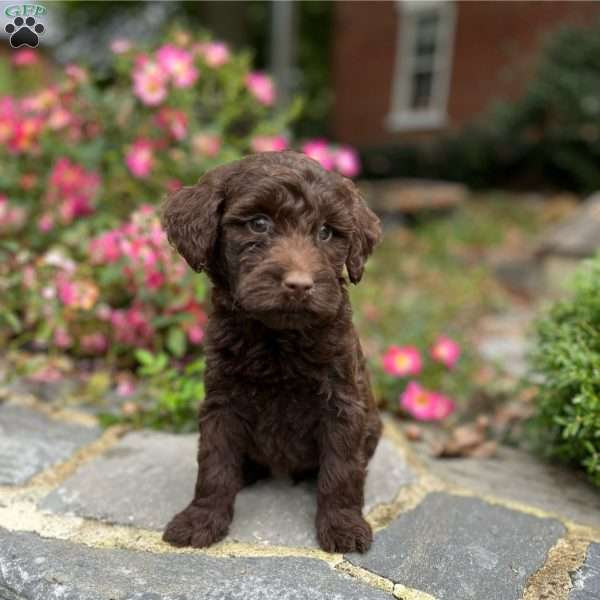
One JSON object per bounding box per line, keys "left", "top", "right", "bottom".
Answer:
{"left": 5, "top": 16, "right": 45, "bottom": 48}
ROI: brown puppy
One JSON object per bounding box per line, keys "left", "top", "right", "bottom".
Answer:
{"left": 161, "top": 151, "right": 382, "bottom": 553}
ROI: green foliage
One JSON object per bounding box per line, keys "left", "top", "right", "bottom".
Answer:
{"left": 100, "top": 350, "right": 205, "bottom": 432}
{"left": 530, "top": 254, "right": 600, "bottom": 486}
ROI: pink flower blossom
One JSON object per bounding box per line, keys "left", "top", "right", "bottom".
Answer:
{"left": 89, "top": 231, "right": 122, "bottom": 263}
{"left": 47, "top": 108, "right": 72, "bottom": 130}
{"left": 334, "top": 146, "right": 361, "bottom": 178}
{"left": 382, "top": 345, "right": 422, "bottom": 377}
{"left": 60, "top": 195, "right": 93, "bottom": 222}
{"left": 187, "top": 324, "right": 205, "bottom": 344}
{"left": 53, "top": 327, "right": 72, "bottom": 349}
{"left": 431, "top": 336, "right": 461, "bottom": 369}
{"left": 133, "top": 59, "right": 168, "bottom": 106}
{"left": 155, "top": 108, "right": 188, "bottom": 140}
{"left": 156, "top": 44, "right": 199, "bottom": 88}
{"left": 56, "top": 277, "right": 77, "bottom": 307}
{"left": 12, "top": 49, "right": 38, "bottom": 66}
{"left": 201, "top": 41, "right": 230, "bottom": 68}
{"left": 110, "top": 38, "right": 132, "bottom": 54}
{"left": 65, "top": 65, "right": 88, "bottom": 84}
{"left": 192, "top": 132, "right": 221, "bottom": 158}
{"left": 400, "top": 381, "right": 455, "bottom": 421}
{"left": 38, "top": 213, "right": 54, "bottom": 232}
{"left": 250, "top": 135, "right": 288, "bottom": 153}
{"left": 116, "top": 376, "right": 136, "bottom": 397}
{"left": 302, "top": 139, "right": 334, "bottom": 171}
{"left": 126, "top": 139, "right": 154, "bottom": 178}
{"left": 245, "top": 72, "right": 276, "bottom": 106}
{"left": 49, "top": 158, "right": 100, "bottom": 197}
{"left": 81, "top": 333, "right": 108, "bottom": 354}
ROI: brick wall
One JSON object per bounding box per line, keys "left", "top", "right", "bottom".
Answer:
{"left": 332, "top": 1, "right": 600, "bottom": 148}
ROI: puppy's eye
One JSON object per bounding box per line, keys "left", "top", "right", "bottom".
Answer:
{"left": 317, "top": 225, "right": 333, "bottom": 242}
{"left": 248, "top": 215, "right": 272, "bottom": 234}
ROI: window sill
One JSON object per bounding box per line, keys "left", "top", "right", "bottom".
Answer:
{"left": 385, "top": 111, "right": 447, "bottom": 132}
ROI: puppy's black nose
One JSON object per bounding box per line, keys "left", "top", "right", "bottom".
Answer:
{"left": 283, "top": 271, "right": 314, "bottom": 295}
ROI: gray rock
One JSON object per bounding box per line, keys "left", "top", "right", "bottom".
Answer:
{"left": 348, "top": 492, "right": 565, "bottom": 600}
{"left": 570, "top": 543, "right": 600, "bottom": 600}
{"left": 536, "top": 194, "right": 600, "bottom": 259}
{"left": 0, "top": 405, "right": 100, "bottom": 485}
{"left": 0, "top": 528, "right": 391, "bottom": 600}
{"left": 418, "top": 445, "right": 600, "bottom": 528}
{"left": 41, "top": 431, "right": 415, "bottom": 547}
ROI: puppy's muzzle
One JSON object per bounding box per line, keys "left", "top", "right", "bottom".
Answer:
{"left": 282, "top": 270, "right": 314, "bottom": 300}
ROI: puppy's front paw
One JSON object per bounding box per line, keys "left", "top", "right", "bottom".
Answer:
{"left": 163, "top": 504, "right": 230, "bottom": 548}
{"left": 317, "top": 509, "right": 373, "bottom": 553}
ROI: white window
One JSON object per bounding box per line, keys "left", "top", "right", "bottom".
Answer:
{"left": 387, "top": 0, "right": 456, "bottom": 131}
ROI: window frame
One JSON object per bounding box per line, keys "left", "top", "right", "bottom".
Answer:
{"left": 386, "top": 0, "right": 456, "bottom": 132}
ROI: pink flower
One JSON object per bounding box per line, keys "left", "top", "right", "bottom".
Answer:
{"left": 47, "top": 108, "right": 72, "bottom": 130}
{"left": 126, "top": 139, "right": 154, "bottom": 178}
{"left": 145, "top": 270, "right": 165, "bottom": 289}
{"left": 250, "top": 135, "right": 288, "bottom": 153}
{"left": 382, "top": 345, "right": 422, "bottom": 377}
{"left": 49, "top": 158, "right": 100, "bottom": 197}
{"left": 431, "top": 336, "right": 461, "bottom": 369}
{"left": 116, "top": 376, "right": 136, "bottom": 397}
{"left": 302, "top": 139, "right": 334, "bottom": 170}
{"left": 334, "top": 146, "right": 361, "bottom": 178}
{"left": 400, "top": 381, "right": 455, "bottom": 421}
{"left": 12, "top": 49, "right": 38, "bottom": 66}
{"left": 65, "top": 65, "right": 88, "bottom": 84}
{"left": 56, "top": 277, "right": 77, "bottom": 307}
{"left": 38, "top": 213, "right": 54, "bottom": 232}
{"left": 156, "top": 44, "right": 199, "bottom": 88}
{"left": 192, "top": 132, "right": 221, "bottom": 158}
{"left": 53, "top": 327, "right": 72, "bottom": 349}
{"left": 245, "top": 72, "right": 276, "bottom": 106}
{"left": 187, "top": 324, "right": 205, "bottom": 344}
{"left": 60, "top": 195, "right": 93, "bottom": 222}
{"left": 201, "top": 41, "right": 230, "bottom": 68}
{"left": 110, "top": 38, "right": 132, "bottom": 54}
{"left": 81, "top": 333, "right": 108, "bottom": 354}
{"left": 133, "top": 59, "right": 168, "bottom": 106}
{"left": 155, "top": 108, "right": 188, "bottom": 140}
{"left": 89, "top": 231, "right": 122, "bottom": 263}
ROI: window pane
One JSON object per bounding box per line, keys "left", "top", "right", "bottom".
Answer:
{"left": 410, "top": 71, "right": 433, "bottom": 110}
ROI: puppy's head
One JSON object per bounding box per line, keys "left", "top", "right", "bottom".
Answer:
{"left": 162, "top": 151, "right": 381, "bottom": 329}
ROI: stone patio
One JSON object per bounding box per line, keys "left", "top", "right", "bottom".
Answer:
{"left": 1, "top": 401, "right": 599, "bottom": 600}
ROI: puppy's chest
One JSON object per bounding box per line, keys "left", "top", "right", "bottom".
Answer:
{"left": 243, "top": 388, "right": 322, "bottom": 471}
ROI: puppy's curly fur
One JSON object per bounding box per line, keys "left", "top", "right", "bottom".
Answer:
{"left": 161, "top": 151, "right": 382, "bottom": 553}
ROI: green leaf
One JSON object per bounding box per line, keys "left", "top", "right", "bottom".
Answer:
{"left": 167, "top": 327, "right": 187, "bottom": 358}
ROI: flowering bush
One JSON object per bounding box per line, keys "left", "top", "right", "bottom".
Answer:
{"left": 378, "top": 336, "right": 467, "bottom": 421}
{"left": 0, "top": 29, "right": 361, "bottom": 408}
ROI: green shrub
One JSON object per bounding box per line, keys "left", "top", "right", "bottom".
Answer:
{"left": 530, "top": 254, "right": 600, "bottom": 485}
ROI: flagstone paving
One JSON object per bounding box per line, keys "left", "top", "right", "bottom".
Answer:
{"left": 1, "top": 400, "right": 599, "bottom": 600}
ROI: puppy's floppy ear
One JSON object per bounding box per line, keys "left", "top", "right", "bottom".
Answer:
{"left": 161, "top": 170, "right": 225, "bottom": 273}
{"left": 344, "top": 180, "right": 382, "bottom": 284}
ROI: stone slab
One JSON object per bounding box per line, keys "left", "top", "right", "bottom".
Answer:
{"left": 0, "top": 405, "right": 100, "bottom": 486}
{"left": 348, "top": 492, "right": 565, "bottom": 600}
{"left": 0, "top": 528, "right": 391, "bottom": 600}
{"left": 41, "top": 431, "right": 416, "bottom": 547}
{"left": 536, "top": 193, "right": 600, "bottom": 258}
{"left": 418, "top": 445, "right": 600, "bottom": 529}
{"left": 570, "top": 543, "right": 600, "bottom": 600}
